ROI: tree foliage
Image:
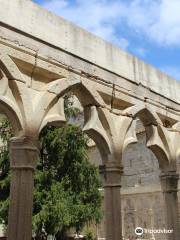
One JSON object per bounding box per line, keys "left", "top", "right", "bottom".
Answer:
{"left": 0, "top": 117, "right": 12, "bottom": 226}
{"left": 0, "top": 96, "right": 102, "bottom": 239}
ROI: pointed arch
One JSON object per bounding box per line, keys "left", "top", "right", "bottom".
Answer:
{"left": 0, "top": 98, "right": 23, "bottom": 135}
{"left": 0, "top": 54, "right": 33, "bottom": 134}
{"left": 0, "top": 55, "right": 25, "bottom": 135}
{"left": 37, "top": 75, "right": 105, "bottom": 134}
{"left": 124, "top": 105, "right": 172, "bottom": 170}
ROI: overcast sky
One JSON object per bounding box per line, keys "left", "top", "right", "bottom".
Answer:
{"left": 33, "top": 0, "right": 180, "bottom": 81}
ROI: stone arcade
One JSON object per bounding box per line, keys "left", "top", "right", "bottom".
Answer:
{"left": 0, "top": 0, "right": 180, "bottom": 240}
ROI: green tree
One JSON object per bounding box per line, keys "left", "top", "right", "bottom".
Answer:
{"left": 0, "top": 116, "right": 12, "bottom": 227}
{"left": 0, "top": 97, "right": 102, "bottom": 239}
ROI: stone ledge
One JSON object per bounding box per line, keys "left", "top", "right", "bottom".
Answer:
{"left": 0, "top": 0, "right": 180, "bottom": 104}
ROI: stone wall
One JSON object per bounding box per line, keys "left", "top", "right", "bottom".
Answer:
{"left": 0, "top": 2, "right": 179, "bottom": 240}
{"left": 88, "top": 120, "right": 180, "bottom": 240}
{"left": 0, "top": 112, "right": 179, "bottom": 239}
{"left": 1, "top": 0, "right": 180, "bottom": 105}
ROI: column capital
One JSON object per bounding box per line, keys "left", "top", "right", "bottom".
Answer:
{"left": 160, "top": 171, "right": 179, "bottom": 193}
{"left": 100, "top": 163, "right": 123, "bottom": 173}
{"left": 10, "top": 136, "right": 40, "bottom": 171}
{"left": 99, "top": 164, "right": 123, "bottom": 188}
{"left": 8, "top": 136, "right": 39, "bottom": 240}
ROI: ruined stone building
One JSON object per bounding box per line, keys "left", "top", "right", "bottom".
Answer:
{"left": 88, "top": 119, "right": 179, "bottom": 240}
{"left": 73, "top": 98, "right": 174, "bottom": 239}
{"left": 0, "top": 1, "right": 179, "bottom": 240}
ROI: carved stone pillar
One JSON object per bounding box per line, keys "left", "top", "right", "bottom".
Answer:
{"left": 84, "top": 106, "right": 137, "bottom": 240}
{"left": 160, "top": 171, "right": 180, "bottom": 240}
{"left": 7, "top": 137, "right": 39, "bottom": 240}
{"left": 100, "top": 164, "right": 123, "bottom": 240}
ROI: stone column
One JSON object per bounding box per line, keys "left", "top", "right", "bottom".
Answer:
{"left": 160, "top": 171, "right": 180, "bottom": 240}
{"left": 100, "top": 164, "right": 123, "bottom": 240}
{"left": 7, "top": 137, "right": 39, "bottom": 240}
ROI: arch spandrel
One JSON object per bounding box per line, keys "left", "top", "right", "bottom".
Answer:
{"left": 83, "top": 106, "right": 112, "bottom": 162}
{"left": 0, "top": 51, "right": 179, "bottom": 171}
{"left": 0, "top": 52, "right": 108, "bottom": 138}
{"left": 37, "top": 73, "right": 106, "bottom": 133}
{"left": 124, "top": 104, "right": 163, "bottom": 126}
{"left": 0, "top": 66, "right": 24, "bottom": 136}
{"left": 0, "top": 99, "right": 23, "bottom": 136}
{"left": 123, "top": 119, "right": 138, "bottom": 152}
{"left": 145, "top": 119, "right": 180, "bottom": 172}
{"left": 0, "top": 54, "right": 36, "bottom": 135}
{"left": 83, "top": 106, "right": 136, "bottom": 165}
{"left": 123, "top": 104, "right": 180, "bottom": 172}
